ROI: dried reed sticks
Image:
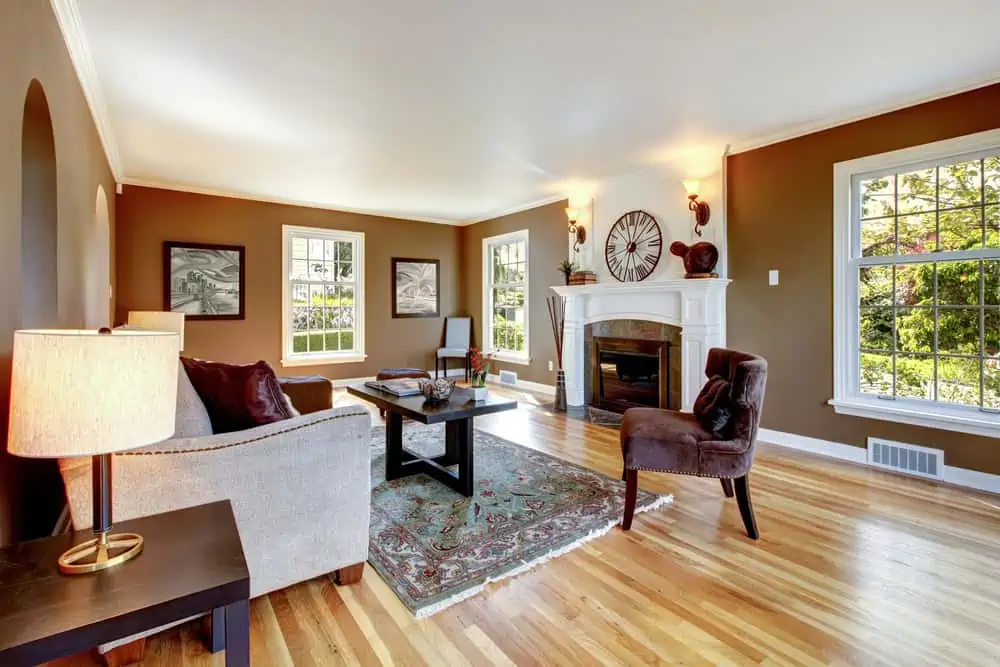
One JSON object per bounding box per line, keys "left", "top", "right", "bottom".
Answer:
{"left": 546, "top": 295, "right": 566, "bottom": 369}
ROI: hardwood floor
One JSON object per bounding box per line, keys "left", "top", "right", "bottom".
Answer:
{"left": 53, "top": 387, "right": 1000, "bottom": 666}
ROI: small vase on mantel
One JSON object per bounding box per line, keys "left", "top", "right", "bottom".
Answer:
{"left": 554, "top": 369, "right": 567, "bottom": 411}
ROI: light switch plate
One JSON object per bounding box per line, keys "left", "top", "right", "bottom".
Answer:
{"left": 769, "top": 269, "right": 779, "bottom": 286}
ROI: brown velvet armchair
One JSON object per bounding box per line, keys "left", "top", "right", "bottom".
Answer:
{"left": 620, "top": 348, "right": 768, "bottom": 539}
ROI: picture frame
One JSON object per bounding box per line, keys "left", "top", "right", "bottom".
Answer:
{"left": 163, "top": 241, "right": 246, "bottom": 320}
{"left": 391, "top": 257, "right": 440, "bottom": 318}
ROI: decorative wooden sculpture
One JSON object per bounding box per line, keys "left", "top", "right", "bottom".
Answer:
{"left": 669, "top": 241, "right": 719, "bottom": 278}
{"left": 604, "top": 210, "right": 662, "bottom": 282}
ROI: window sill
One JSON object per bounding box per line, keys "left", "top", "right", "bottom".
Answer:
{"left": 829, "top": 396, "right": 1000, "bottom": 439}
{"left": 281, "top": 352, "right": 367, "bottom": 368}
{"left": 488, "top": 352, "right": 532, "bottom": 366}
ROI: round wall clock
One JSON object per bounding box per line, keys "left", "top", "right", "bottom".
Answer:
{"left": 604, "top": 210, "right": 662, "bottom": 282}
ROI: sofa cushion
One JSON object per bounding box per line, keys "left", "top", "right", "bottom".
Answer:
{"left": 181, "top": 357, "right": 294, "bottom": 433}
{"left": 174, "top": 360, "right": 214, "bottom": 438}
{"left": 693, "top": 374, "right": 731, "bottom": 435}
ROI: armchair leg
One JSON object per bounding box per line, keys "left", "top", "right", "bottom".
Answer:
{"left": 733, "top": 474, "right": 759, "bottom": 540}
{"left": 720, "top": 478, "right": 734, "bottom": 497}
{"left": 621, "top": 469, "right": 638, "bottom": 531}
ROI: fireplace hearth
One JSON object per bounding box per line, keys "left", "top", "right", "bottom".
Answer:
{"left": 591, "top": 337, "right": 672, "bottom": 413}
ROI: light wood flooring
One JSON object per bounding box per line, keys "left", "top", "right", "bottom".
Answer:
{"left": 54, "top": 387, "right": 1000, "bottom": 666}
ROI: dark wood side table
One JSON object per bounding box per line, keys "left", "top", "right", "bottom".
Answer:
{"left": 347, "top": 384, "right": 517, "bottom": 496}
{"left": 0, "top": 500, "right": 250, "bottom": 666}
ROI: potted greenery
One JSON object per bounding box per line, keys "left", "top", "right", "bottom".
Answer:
{"left": 469, "top": 348, "right": 493, "bottom": 400}
{"left": 557, "top": 259, "right": 578, "bottom": 285}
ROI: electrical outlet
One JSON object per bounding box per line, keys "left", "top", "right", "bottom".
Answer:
{"left": 548, "top": 360, "right": 554, "bottom": 371}
{"left": 768, "top": 269, "right": 779, "bottom": 286}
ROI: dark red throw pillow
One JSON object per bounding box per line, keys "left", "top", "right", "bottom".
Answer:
{"left": 693, "top": 375, "right": 731, "bottom": 435}
{"left": 180, "top": 358, "right": 294, "bottom": 434}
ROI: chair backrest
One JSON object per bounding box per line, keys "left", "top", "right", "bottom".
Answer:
{"left": 443, "top": 317, "right": 472, "bottom": 349}
{"left": 704, "top": 348, "right": 767, "bottom": 448}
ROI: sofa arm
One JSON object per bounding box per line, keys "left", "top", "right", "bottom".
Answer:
{"left": 279, "top": 375, "right": 333, "bottom": 414}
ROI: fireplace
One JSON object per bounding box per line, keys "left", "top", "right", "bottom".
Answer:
{"left": 592, "top": 337, "right": 671, "bottom": 413}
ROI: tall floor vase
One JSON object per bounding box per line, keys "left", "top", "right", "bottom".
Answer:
{"left": 554, "top": 369, "right": 567, "bottom": 411}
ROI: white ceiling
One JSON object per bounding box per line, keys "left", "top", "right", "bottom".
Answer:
{"left": 69, "top": 0, "right": 1000, "bottom": 223}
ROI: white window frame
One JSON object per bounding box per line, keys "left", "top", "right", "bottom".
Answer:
{"left": 281, "top": 224, "right": 366, "bottom": 367}
{"left": 831, "top": 128, "right": 1000, "bottom": 438}
{"left": 482, "top": 229, "right": 530, "bottom": 365}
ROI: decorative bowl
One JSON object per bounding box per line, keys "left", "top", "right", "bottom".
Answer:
{"left": 418, "top": 378, "right": 455, "bottom": 403}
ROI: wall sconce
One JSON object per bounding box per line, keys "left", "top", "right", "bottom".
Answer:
{"left": 683, "top": 179, "right": 711, "bottom": 237}
{"left": 565, "top": 207, "right": 587, "bottom": 253}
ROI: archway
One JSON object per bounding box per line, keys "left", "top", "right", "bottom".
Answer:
{"left": 16, "top": 79, "right": 63, "bottom": 541}
{"left": 20, "top": 79, "right": 58, "bottom": 329}
{"left": 83, "top": 185, "right": 112, "bottom": 328}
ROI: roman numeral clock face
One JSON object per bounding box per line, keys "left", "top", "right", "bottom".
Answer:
{"left": 604, "top": 210, "right": 662, "bottom": 282}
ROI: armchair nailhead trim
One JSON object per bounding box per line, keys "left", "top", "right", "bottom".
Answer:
{"left": 123, "top": 410, "right": 369, "bottom": 456}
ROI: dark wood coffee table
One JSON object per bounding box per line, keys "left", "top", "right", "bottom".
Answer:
{"left": 0, "top": 500, "right": 250, "bottom": 667}
{"left": 347, "top": 384, "right": 517, "bottom": 496}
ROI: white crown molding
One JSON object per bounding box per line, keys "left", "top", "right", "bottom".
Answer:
{"left": 120, "top": 177, "right": 465, "bottom": 225}
{"left": 728, "top": 74, "right": 1000, "bottom": 155}
{"left": 461, "top": 194, "right": 567, "bottom": 226}
{"left": 49, "top": 0, "right": 123, "bottom": 181}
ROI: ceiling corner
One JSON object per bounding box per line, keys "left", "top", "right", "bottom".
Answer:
{"left": 49, "top": 0, "right": 124, "bottom": 181}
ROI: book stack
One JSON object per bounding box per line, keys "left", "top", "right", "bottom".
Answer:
{"left": 568, "top": 270, "right": 598, "bottom": 285}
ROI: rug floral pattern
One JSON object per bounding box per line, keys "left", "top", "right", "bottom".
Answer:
{"left": 367, "top": 422, "right": 670, "bottom": 616}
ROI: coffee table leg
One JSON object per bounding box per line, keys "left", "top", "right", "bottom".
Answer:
{"left": 224, "top": 599, "right": 249, "bottom": 667}
{"left": 385, "top": 411, "right": 404, "bottom": 480}
{"left": 457, "top": 416, "right": 474, "bottom": 496}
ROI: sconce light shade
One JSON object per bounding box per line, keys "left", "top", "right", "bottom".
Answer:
{"left": 565, "top": 206, "right": 586, "bottom": 253}
{"left": 682, "top": 179, "right": 700, "bottom": 197}
{"left": 564, "top": 207, "right": 579, "bottom": 223}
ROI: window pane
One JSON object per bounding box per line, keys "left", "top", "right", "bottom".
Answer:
{"left": 860, "top": 176, "right": 895, "bottom": 219}
{"left": 860, "top": 352, "right": 893, "bottom": 396}
{"left": 291, "top": 259, "right": 308, "bottom": 280}
{"left": 860, "top": 217, "right": 895, "bottom": 257}
{"left": 859, "top": 266, "right": 893, "bottom": 306}
{"left": 894, "top": 264, "right": 932, "bottom": 306}
{"left": 985, "top": 308, "right": 1000, "bottom": 356}
{"left": 985, "top": 360, "right": 1000, "bottom": 409}
{"left": 986, "top": 205, "right": 999, "bottom": 247}
{"left": 308, "top": 308, "right": 323, "bottom": 333}
{"left": 308, "top": 239, "right": 324, "bottom": 261}
{"left": 937, "top": 308, "right": 980, "bottom": 355}
{"left": 325, "top": 240, "right": 337, "bottom": 262}
{"left": 292, "top": 237, "right": 308, "bottom": 259}
{"left": 340, "top": 330, "right": 354, "bottom": 351}
{"left": 292, "top": 307, "right": 308, "bottom": 333}
{"left": 338, "top": 241, "right": 353, "bottom": 263}
{"left": 292, "top": 284, "right": 308, "bottom": 307}
{"left": 308, "top": 260, "right": 324, "bottom": 281}
{"left": 341, "top": 285, "right": 354, "bottom": 307}
{"left": 896, "top": 307, "right": 933, "bottom": 353}
{"left": 939, "top": 207, "right": 983, "bottom": 252}
{"left": 860, "top": 308, "right": 893, "bottom": 351}
{"left": 938, "top": 356, "right": 980, "bottom": 406}
{"left": 936, "top": 260, "right": 980, "bottom": 305}
{"left": 897, "top": 212, "right": 936, "bottom": 254}
{"left": 897, "top": 167, "right": 936, "bottom": 214}
{"left": 309, "top": 284, "right": 323, "bottom": 306}
{"left": 895, "top": 354, "right": 934, "bottom": 401}
{"left": 938, "top": 160, "right": 982, "bottom": 209}
{"left": 986, "top": 156, "right": 1000, "bottom": 204}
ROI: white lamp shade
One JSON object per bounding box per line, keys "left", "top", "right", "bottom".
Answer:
{"left": 7, "top": 329, "right": 181, "bottom": 458}
{"left": 127, "top": 310, "right": 185, "bottom": 351}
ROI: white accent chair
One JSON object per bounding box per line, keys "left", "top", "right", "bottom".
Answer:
{"left": 436, "top": 316, "right": 472, "bottom": 381}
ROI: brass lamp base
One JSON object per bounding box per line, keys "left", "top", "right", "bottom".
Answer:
{"left": 58, "top": 530, "right": 144, "bottom": 575}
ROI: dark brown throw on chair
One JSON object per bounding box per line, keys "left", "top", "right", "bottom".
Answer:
{"left": 620, "top": 348, "right": 768, "bottom": 539}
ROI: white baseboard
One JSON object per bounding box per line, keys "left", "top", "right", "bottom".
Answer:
{"left": 486, "top": 373, "right": 556, "bottom": 397}
{"left": 758, "top": 428, "right": 1000, "bottom": 495}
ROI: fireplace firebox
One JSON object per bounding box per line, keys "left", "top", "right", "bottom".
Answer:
{"left": 591, "top": 337, "right": 671, "bottom": 413}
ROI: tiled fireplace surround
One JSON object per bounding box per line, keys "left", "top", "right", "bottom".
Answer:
{"left": 551, "top": 279, "right": 730, "bottom": 410}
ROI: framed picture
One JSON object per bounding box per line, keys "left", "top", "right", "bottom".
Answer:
{"left": 392, "top": 257, "right": 440, "bottom": 318}
{"left": 163, "top": 241, "right": 246, "bottom": 320}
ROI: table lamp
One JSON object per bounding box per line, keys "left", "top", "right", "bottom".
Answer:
{"left": 127, "top": 310, "right": 185, "bottom": 351}
{"left": 7, "top": 328, "right": 180, "bottom": 574}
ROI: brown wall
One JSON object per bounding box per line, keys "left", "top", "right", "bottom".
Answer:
{"left": 115, "top": 186, "right": 462, "bottom": 378}
{"left": 727, "top": 83, "right": 1000, "bottom": 475}
{"left": 0, "top": 0, "right": 118, "bottom": 543}
{"left": 460, "top": 200, "right": 567, "bottom": 385}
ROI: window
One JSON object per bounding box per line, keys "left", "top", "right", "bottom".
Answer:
{"left": 483, "top": 229, "right": 529, "bottom": 364}
{"left": 282, "top": 225, "right": 365, "bottom": 366}
{"left": 832, "top": 130, "right": 1000, "bottom": 437}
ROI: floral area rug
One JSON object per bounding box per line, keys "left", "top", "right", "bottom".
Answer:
{"left": 366, "top": 422, "right": 672, "bottom": 617}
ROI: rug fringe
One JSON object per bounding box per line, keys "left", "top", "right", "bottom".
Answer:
{"left": 412, "top": 492, "right": 673, "bottom": 619}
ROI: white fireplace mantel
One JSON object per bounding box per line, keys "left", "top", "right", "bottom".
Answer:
{"left": 551, "top": 278, "right": 730, "bottom": 410}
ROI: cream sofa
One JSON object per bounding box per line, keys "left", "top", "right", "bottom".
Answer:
{"left": 58, "top": 368, "right": 372, "bottom": 657}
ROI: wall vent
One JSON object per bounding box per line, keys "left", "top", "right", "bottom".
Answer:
{"left": 498, "top": 370, "right": 518, "bottom": 386}
{"left": 867, "top": 437, "right": 943, "bottom": 480}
